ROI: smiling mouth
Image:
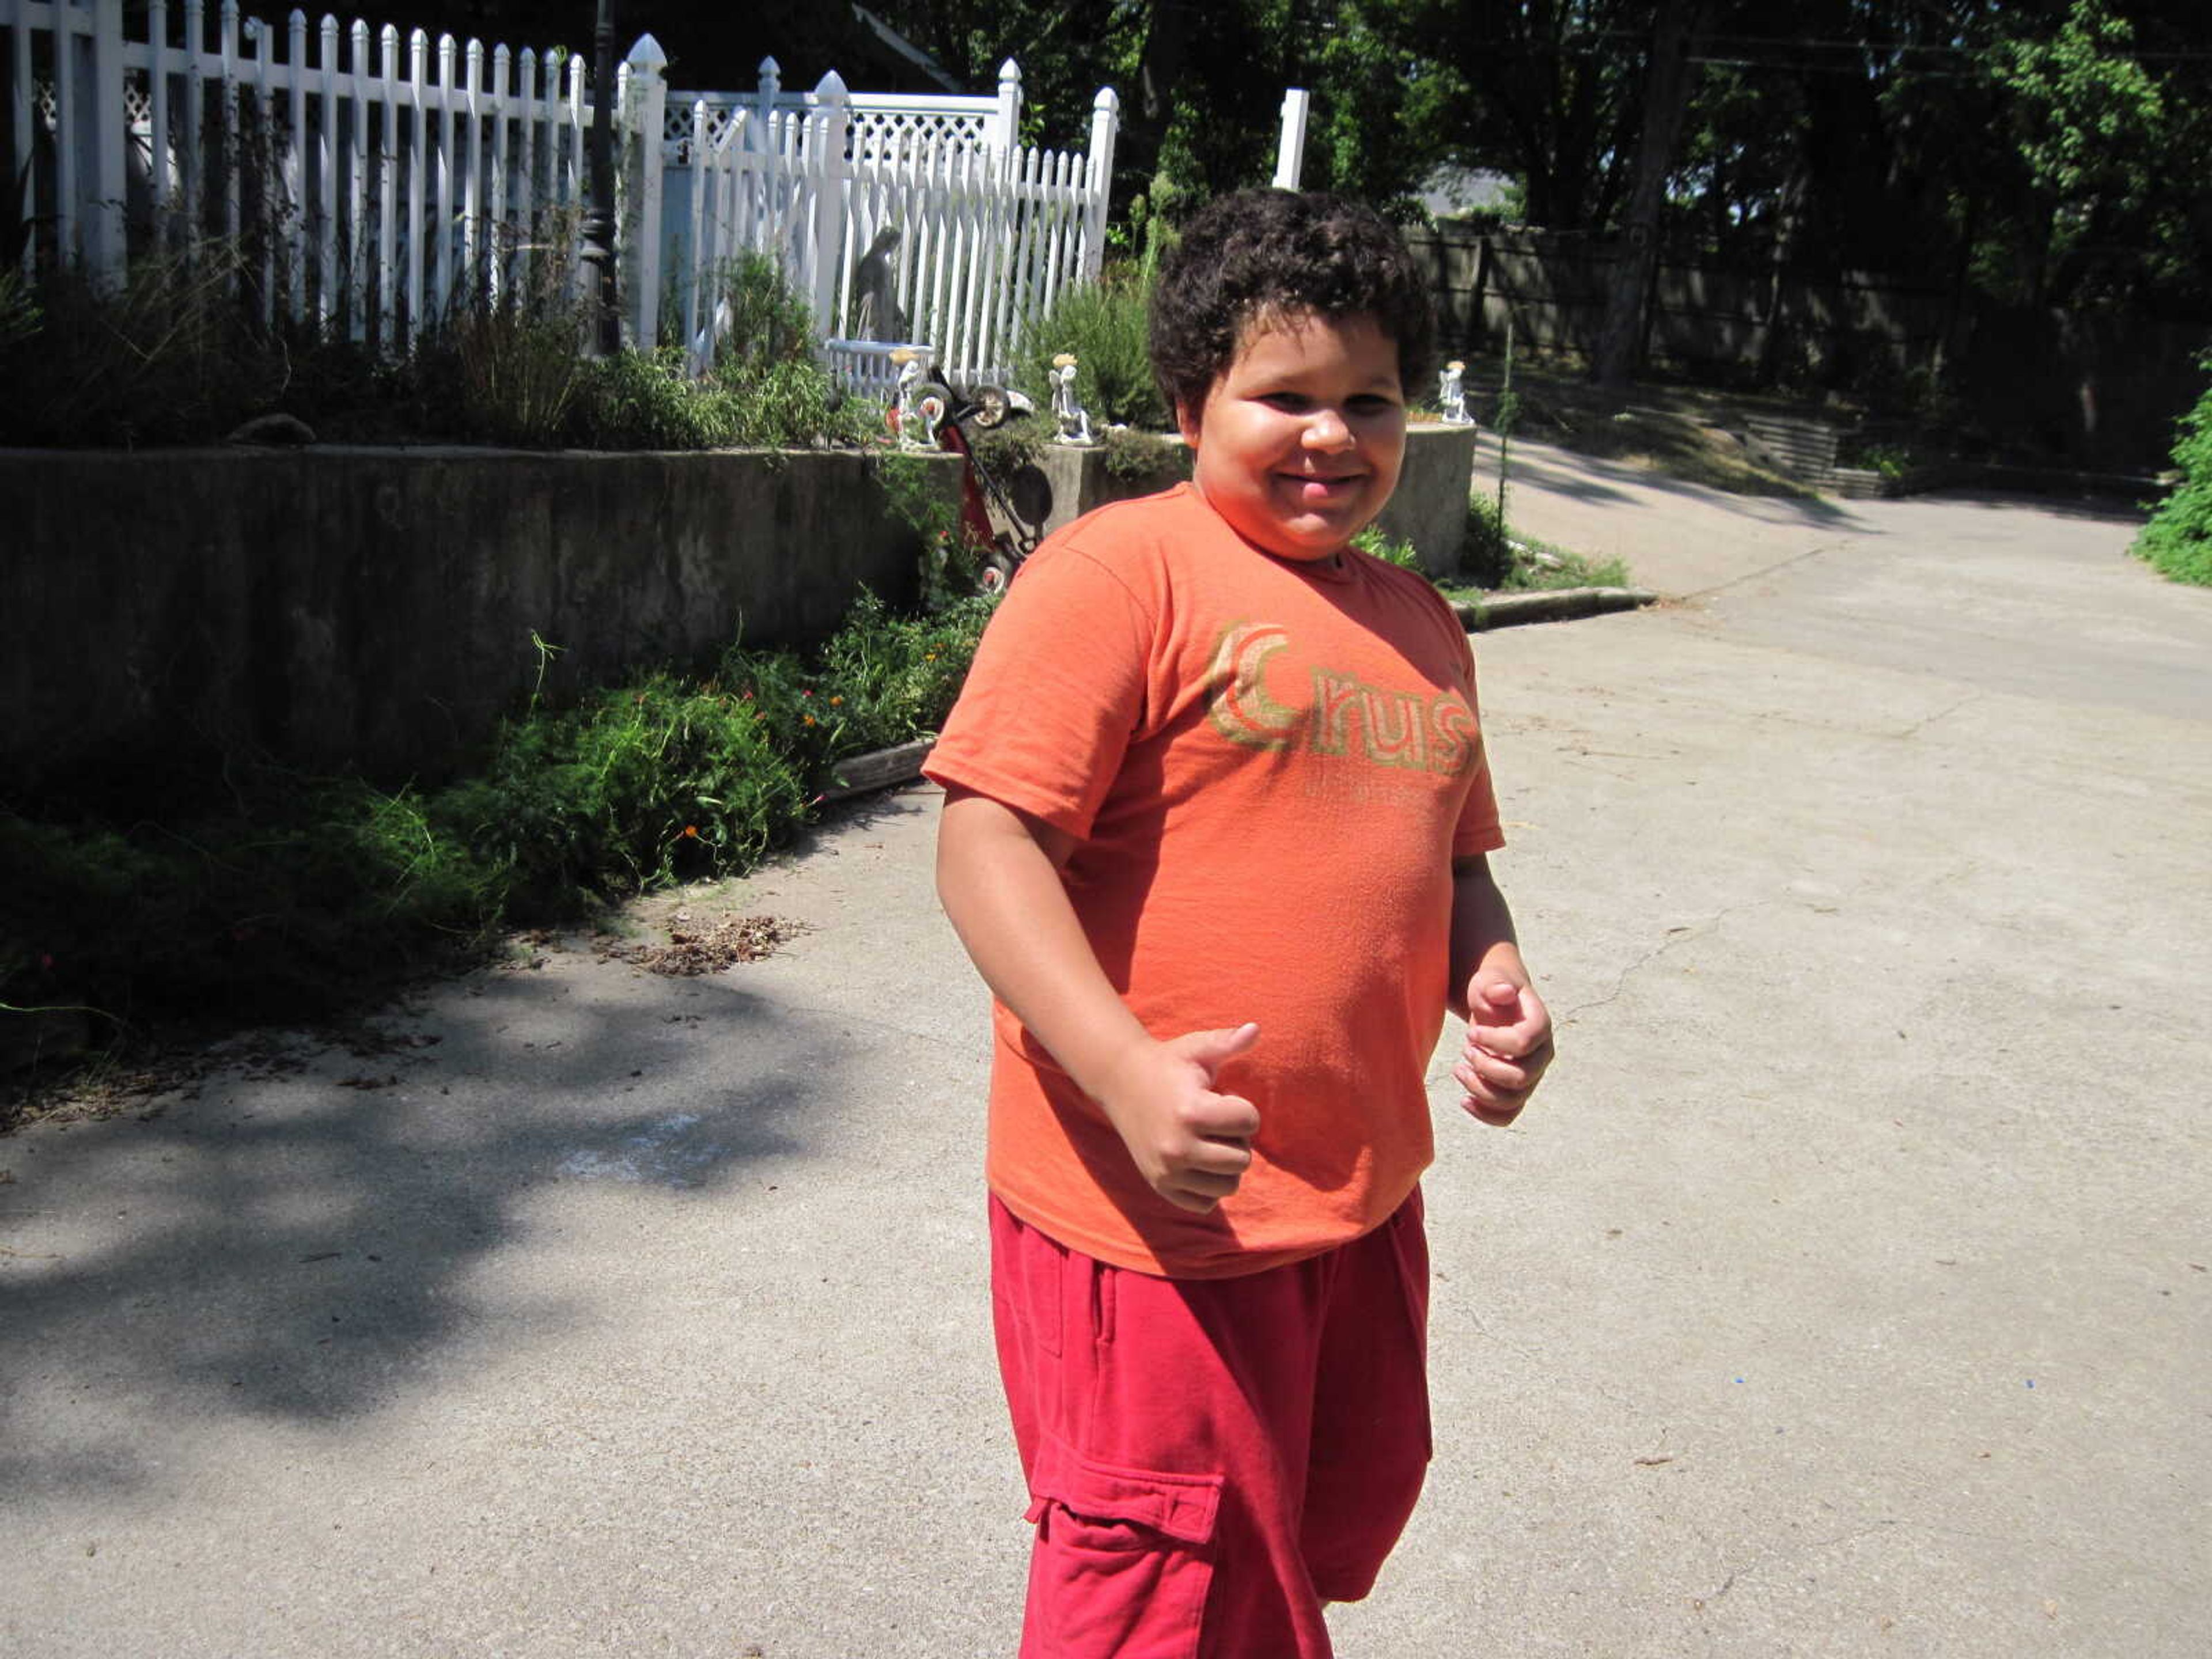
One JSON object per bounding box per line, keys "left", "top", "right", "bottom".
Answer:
{"left": 1280, "top": 473, "right": 1365, "bottom": 502}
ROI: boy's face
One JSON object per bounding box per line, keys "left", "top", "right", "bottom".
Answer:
{"left": 1177, "top": 309, "right": 1406, "bottom": 563}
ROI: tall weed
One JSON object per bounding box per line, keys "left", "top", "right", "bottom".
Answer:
{"left": 1017, "top": 268, "right": 1171, "bottom": 431}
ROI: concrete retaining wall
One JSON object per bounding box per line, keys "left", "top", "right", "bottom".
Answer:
{"left": 3, "top": 446, "right": 961, "bottom": 790}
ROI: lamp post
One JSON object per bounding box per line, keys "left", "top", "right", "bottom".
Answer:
{"left": 579, "top": 0, "right": 620, "bottom": 357}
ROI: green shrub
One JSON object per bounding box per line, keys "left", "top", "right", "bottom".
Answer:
{"left": 810, "top": 591, "right": 994, "bottom": 760}
{"left": 0, "top": 589, "right": 994, "bottom": 1038}
{"left": 0, "top": 239, "right": 372, "bottom": 447}
{"left": 1018, "top": 268, "right": 1171, "bottom": 431}
{"left": 565, "top": 346, "right": 739, "bottom": 448}
{"left": 2135, "top": 364, "right": 2212, "bottom": 586}
{"left": 1462, "top": 493, "right": 1512, "bottom": 586}
{"left": 708, "top": 251, "right": 815, "bottom": 372}
{"left": 0, "top": 231, "right": 877, "bottom": 453}
{"left": 1351, "top": 526, "right": 1423, "bottom": 570}
{"left": 1100, "top": 426, "right": 1186, "bottom": 483}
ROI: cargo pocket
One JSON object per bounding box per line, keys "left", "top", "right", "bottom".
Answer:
{"left": 1022, "top": 1435, "right": 1223, "bottom": 1659}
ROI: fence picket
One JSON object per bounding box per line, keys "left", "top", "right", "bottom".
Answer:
{"left": 249, "top": 17, "right": 271, "bottom": 319}
{"left": 376, "top": 24, "right": 396, "bottom": 347}
{"left": 7, "top": 0, "right": 29, "bottom": 272}
{"left": 403, "top": 26, "right": 423, "bottom": 335}
{"left": 148, "top": 0, "right": 171, "bottom": 224}
{"left": 490, "top": 42, "right": 509, "bottom": 302}
{"left": 52, "top": 0, "right": 79, "bottom": 264}
{"left": 218, "top": 2, "right": 238, "bottom": 249}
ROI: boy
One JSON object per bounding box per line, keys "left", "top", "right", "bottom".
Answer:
{"left": 924, "top": 190, "right": 1553, "bottom": 1658}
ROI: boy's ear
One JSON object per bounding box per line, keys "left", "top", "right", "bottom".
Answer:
{"left": 1175, "top": 399, "right": 1202, "bottom": 447}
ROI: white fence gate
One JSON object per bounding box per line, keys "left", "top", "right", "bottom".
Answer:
{"left": 668, "top": 56, "right": 1118, "bottom": 387}
{"left": 3, "top": 0, "right": 1119, "bottom": 389}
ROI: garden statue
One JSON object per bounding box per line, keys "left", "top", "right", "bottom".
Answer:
{"left": 853, "top": 224, "right": 909, "bottom": 344}
{"left": 1050, "top": 354, "right": 1094, "bottom": 445}
{"left": 1439, "top": 359, "right": 1471, "bottom": 425}
{"left": 895, "top": 351, "right": 929, "bottom": 448}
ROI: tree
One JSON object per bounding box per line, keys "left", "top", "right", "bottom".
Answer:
{"left": 1590, "top": 0, "right": 1705, "bottom": 388}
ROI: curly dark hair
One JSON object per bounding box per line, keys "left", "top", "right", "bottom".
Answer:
{"left": 1148, "top": 190, "right": 1435, "bottom": 421}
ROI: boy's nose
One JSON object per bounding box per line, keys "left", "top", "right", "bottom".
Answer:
{"left": 1303, "top": 408, "right": 1354, "bottom": 450}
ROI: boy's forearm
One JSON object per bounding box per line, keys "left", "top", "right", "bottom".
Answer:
{"left": 1449, "top": 855, "right": 1529, "bottom": 1020}
{"left": 934, "top": 790, "right": 1156, "bottom": 1101}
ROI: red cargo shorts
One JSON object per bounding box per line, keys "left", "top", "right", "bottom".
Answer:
{"left": 991, "top": 1189, "right": 1433, "bottom": 1658}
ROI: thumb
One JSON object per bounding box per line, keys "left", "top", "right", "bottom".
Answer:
{"left": 1468, "top": 975, "right": 1522, "bottom": 1022}
{"left": 1176, "top": 1020, "right": 1262, "bottom": 1080}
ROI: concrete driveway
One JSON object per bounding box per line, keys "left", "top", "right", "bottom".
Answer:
{"left": 4, "top": 444, "right": 2207, "bottom": 1657}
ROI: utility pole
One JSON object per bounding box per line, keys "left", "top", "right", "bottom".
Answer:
{"left": 579, "top": 0, "right": 621, "bottom": 357}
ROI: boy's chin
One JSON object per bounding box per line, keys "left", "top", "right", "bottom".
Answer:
{"left": 1256, "top": 513, "right": 1373, "bottom": 562}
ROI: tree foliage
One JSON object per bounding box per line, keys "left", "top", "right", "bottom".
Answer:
{"left": 368, "top": 2, "right": 2212, "bottom": 328}
{"left": 2135, "top": 360, "right": 2212, "bottom": 586}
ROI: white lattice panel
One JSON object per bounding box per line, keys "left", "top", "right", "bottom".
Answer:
{"left": 664, "top": 97, "right": 991, "bottom": 165}
{"left": 849, "top": 109, "right": 987, "bottom": 161}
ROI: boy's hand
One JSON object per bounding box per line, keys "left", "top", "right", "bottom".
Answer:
{"left": 1099, "top": 1022, "right": 1263, "bottom": 1214}
{"left": 1455, "top": 974, "right": 1552, "bottom": 1127}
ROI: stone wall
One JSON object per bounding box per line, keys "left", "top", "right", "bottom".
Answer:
{"left": 3, "top": 446, "right": 961, "bottom": 790}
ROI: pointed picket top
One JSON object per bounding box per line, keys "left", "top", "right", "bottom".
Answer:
{"left": 815, "top": 69, "right": 848, "bottom": 100}
{"left": 627, "top": 33, "right": 667, "bottom": 72}
{"left": 1093, "top": 86, "right": 1120, "bottom": 115}
{"left": 999, "top": 59, "right": 1022, "bottom": 89}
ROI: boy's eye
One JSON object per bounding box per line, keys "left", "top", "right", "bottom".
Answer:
{"left": 1347, "top": 395, "right": 1399, "bottom": 414}
{"left": 1261, "top": 393, "right": 1312, "bottom": 412}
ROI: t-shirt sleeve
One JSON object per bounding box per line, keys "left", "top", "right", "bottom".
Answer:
{"left": 922, "top": 544, "right": 1154, "bottom": 840}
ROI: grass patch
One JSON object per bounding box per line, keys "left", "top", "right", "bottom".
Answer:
{"left": 1434, "top": 493, "right": 1630, "bottom": 602}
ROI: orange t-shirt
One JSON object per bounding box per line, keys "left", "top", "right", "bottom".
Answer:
{"left": 923, "top": 484, "right": 1504, "bottom": 1277}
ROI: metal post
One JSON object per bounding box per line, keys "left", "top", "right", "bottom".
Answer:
{"left": 626, "top": 33, "right": 667, "bottom": 351}
{"left": 579, "top": 0, "right": 619, "bottom": 356}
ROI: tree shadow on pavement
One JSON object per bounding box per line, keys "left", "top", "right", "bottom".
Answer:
{"left": 0, "top": 959, "right": 844, "bottom": 1496}
{"left": 1502, "top": 441, "right": 1870, "bottom": 531}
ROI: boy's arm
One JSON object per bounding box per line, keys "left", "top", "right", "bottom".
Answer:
{"left": 934, "top": 785, "right": 1262, "bottom": 1214}
{"left": 1449, "top": 854, "right": 1554, "bottom": 1127}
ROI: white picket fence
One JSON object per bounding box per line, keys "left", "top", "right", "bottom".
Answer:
{"left": 676, "top": 65, "right": 1119, "bottom": 386}
{"left": 3, "top": 0, "right": 1118, "bottom": 388}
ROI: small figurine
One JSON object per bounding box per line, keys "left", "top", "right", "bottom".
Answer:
{"left": 1050, "top": 353, "right": 1094, "bottom": 446}
{"left": 918, "top": 389, "right": 948, "bottom": 449}
{"left": 1439, "top": 359, "right": 1471, "bottom": 426}
{"left": 894, "top": 350, "right": 928, "bottom": 448}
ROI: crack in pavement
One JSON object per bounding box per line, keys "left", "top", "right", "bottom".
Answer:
{"left": 1684, "top": 537, "right": 1863, "bottom": 602}
{"left": 1704, "top": 1518, "right": 1902, "bottom": 1603}
{"left": 1892, "top": 690, "right": 1986, "bottom": 741}
{"left": 1560, "top": 902, "right": 1772, "bottom": 1023}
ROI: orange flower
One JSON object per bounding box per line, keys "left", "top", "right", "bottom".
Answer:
{"left": 828, "top": 695, "right": 843, "bottom": 706}
{"left": 680, "top": 825, "right": 699, "bottom": 839}
{"left": 803, "top": 714, "right": 817, "bottom": 726}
